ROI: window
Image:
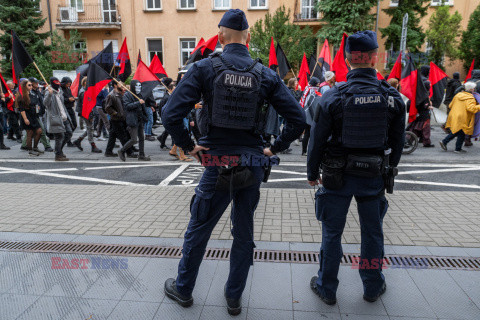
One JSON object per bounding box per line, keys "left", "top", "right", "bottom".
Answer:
{"left": 69, "top": 0, "right": 84, "bottom": 12}
{"left": 390, "top": 0, "right": 399, "bottom": 6}
{"left": 180, "top": 38, "right": 196, "bottom": 66}
{"left": 250, "top": 0, "right": 267, "bottom": 9}
{"left": 73, "top": 41, "right": 87, "bottom": 52}
{"left": 148, "top": 39, "right": 163, "bottom": 64}
{"left": 146, "top": 0, "right": 162, "bottom": 10}
{"left": 301, "top": 0, "right": 317, "bottom": 19}
{"left": 431, "top": 0, "right": 454, "bottom": 6}
{"left": 213, "top": 0, "right": 230, "bottom": 10}
{"left": 33, "top": 0, "right": 41, "bottom": 12}
{"left": 179, "top": 0, "right": 195, "bottom": 9}
{"left": 102, "top": 0, "right": 117, "bottom": 22}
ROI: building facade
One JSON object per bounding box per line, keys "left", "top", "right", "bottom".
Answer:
{"left": 35, "top": 0, "right": 479, "bottom": 79}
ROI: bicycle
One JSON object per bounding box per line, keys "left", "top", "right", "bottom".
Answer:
{"left": 402, "top": 130, "right": 419, "bottom": 154}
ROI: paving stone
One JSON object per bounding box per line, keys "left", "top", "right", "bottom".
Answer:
{"left": 246, "top": 308, "right": 294, "bottom": 320}
{"left": 107, "top": 300, "right": 160, "bottom": 320}
{"left": 0, "top": 294, "right": 40, "bottom": 320}
{"left": 154, "top": 302, "right": 203, "bottom": 320}
{"left": 200, "top": 305, "right": 247, "bottom": 320}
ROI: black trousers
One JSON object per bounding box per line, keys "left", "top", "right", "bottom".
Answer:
{"left": 0, "top": 118, "right": 4, "bottom": 146}
{"left": 106, "top": 120, "right": 130, "bottom": 154}
{"left": 7, "top": 111, "right": 21, "bottom": 139}
{"left": 66, "top": 108, "right": 77, "bottom": 131}
{"left": 302, "top": 124, "right": 311, "bottom": 154}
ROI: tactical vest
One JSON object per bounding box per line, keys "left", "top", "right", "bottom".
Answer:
{"left": 205, "top": 55, "right": 264, "bottom": 134}
{"left": 335, "top": 80, "right": 393, "bottom": 150}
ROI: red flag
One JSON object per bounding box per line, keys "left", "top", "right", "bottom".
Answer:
{"left": 70, "top": 72, "right": 81, "bottom": 98}
{"left": 82, "top": 63, "right": 112, "bottom": 119}
{"left": 269, "top": 37, "right": 278, "bottom": 70}
{"left": 201, "top": 35, "right": 219, "bottom": 57}
{"left": 11, "top": 30, "right": 34, "bottom": 85}
{"left": 331, "top": 33, "right": 350, "bottom": 82}
{"left": 186, "top": 38, "right": 205, "bottom": 64}
{"left": 0, "top": 72, "right": 15, "bottom": 111}
{"left": 298, "top": 53, "right": 310, "bottom": 91}
{"left": 116, "top": 37, "right": 132, "bottom": 82}
{"left": 133, "top": 60, "right": 163, "bottom": 98}
{"left": 377, "top": 71, "right": 385, "bottom": 80}
{"left": 400, "top": 53, "right": 429, "bottom": 123}
{"left": 429, "top": 62, "right": 449, "bottom": 108}
{"left": 149, "top": 54, "right": 168, "bottom": 78}
{"left": 465, "top": 59, "right": 475, "bottom": 81}
{"left": 318, "top": 39, "right": 332, "bottom": 74}
{"left": 388, "top": 52, "right": 402, "bottom": 80}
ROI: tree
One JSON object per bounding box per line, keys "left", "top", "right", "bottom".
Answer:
{"left": 23, "top": 30, "right": 86, "bottom": 80}
{"left": 250, "top": 6, "right": 316, "bottom": 70}
{"left": 460, "top": 4, "right": 480, "bottom": 71}
{"left": 0, "top": 0, "right": 49, "bottom": 77}
{"left": 426, "top": 5, "right": 462, "bottom": 69}
{"left": 380, "top": 0, "right": 430, "bottom": 53}
{"left": 317, "top": 0, "right": 378, "bottom": 49}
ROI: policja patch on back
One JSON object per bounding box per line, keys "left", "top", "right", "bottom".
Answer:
{"left": 224, "top": 73, "right": 254, "bottom": 88}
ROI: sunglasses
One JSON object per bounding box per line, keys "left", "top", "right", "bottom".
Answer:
{"left": 27, "top": 84, "right": 32, "bottom": 87}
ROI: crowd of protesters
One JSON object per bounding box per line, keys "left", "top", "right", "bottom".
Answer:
{"left": 1, "top": 66, "right": 480, "bottom": 160}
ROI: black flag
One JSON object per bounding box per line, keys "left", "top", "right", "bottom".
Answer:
{"left": 275, "top": 44, "right": 291, "bottom": 79}
{"left": 11, "top": 30, "right": 34, "bottom": 85}
{"left": 91, "top": 42, "right": 114, "bottom": 74}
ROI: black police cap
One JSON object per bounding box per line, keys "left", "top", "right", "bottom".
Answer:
{"left": 345, "top": 30, "right": 378, "bottom": 53}
{"left": 218, "top": 9, "right": 249, "bottom": 31}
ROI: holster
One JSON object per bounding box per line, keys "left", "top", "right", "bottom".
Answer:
{"left": 321, "top": 157, "right": 346, "bottom": 190}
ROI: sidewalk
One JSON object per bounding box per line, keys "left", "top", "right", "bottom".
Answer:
{"left": 0, "top": 183, "right": 479, "bottom": 247}
{"left": 0, "top": 233, "right": 479, "bottom": 320}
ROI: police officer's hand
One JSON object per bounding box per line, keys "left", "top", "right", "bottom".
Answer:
{"left": 308, "top": 178, "right": 322, "bottom": 186}
{"left": 263, "top": 148, "right": 274, "bottom": 157}
{"left": 189, "top": 145, "right": 210, "bottom": 162}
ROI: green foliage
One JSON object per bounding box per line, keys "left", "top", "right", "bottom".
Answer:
{"left": 249, "top": 6, "right": 316, "bottom": 69}
{"left": 426, "top": 5, "right": 462, "bottom": 68}
{"left": 380, "top": 0, "right": 430, "bottom": 52}
{"left": 0, "top": 0, "right": 49, "bottom": 76}
{"left": 316, "top": 0, "right": 378, "bottom": 48}
{"left": 460, "top": 4, "right": 480, "bottom": 70}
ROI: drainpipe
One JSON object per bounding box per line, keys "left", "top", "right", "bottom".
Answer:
{"left": 46, "top": 0, "right": 53, "bottom": 35}
{"left": 375, "top": 0, "right": 380, "bottom": 34}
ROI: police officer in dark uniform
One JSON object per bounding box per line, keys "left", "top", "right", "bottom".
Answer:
{"left": 307, "top": 31, "right": 405, "bottom": 305}
{"left": 162, "top": 9, "right": 306, "bottom": 316}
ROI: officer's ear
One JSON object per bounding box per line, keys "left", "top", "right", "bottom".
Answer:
{"left": 246, "top": 32, "right": 251, "bottom": 46}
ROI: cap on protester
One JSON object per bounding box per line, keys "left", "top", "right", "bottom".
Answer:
{"left": 309, "top": 77, "right": 320, "bottom": 87}
{"left": 453, "top": 72, "right": 460, "bottom": 80}
{"left": 345, "top": 30, "right": 378, "bottom": 53}
{"left": 162, "top": 77, "right": 173, "bottom": 88}
{"left": 61, "top": 77, "right": 72, "bottom": 84}
{"left": 218, "top": 9, "right": 249, "bottom": 31}
{"left": 324, "top": 71, "right": 335, "bottom": 81}
{"left": 28, "top": 77, "right": 39, "bottom": 83}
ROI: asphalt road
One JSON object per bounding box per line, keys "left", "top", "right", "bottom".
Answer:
{"left": 0, "top": 125, "right": 479, "bottom": 191}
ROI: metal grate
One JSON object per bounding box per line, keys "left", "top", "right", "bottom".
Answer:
{"left": 0, "top": 240, "right": 478, "bottom": 271}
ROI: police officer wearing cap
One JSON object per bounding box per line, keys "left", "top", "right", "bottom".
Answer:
{"left": 307, "top": 31, "right": 405, "bottom": 305}
{"left": 162, "top": 9, "right": 306, "bottom": 316}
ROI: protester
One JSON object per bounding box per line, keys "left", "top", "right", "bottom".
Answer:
{"left": 301, "top": 77, "right": 321, "bottom": 155}
{"left": 387, "top": 78, "right": 399, "bottom": 90}
{"left": 287, "top": 78, "right": 302, "bottom": 101}
{"left": 104, "top": 81, "right": 132, "bottom": 157}
{"left": 319, "top": 71, "right": 336, "bottom": 95}
{"left": 157, "top": 79, "right": 174, "bottom": 149}
{"left": 6, "top": 80, "right": 22, "bottom": 143}
{"left": 118, "top": 80, "right": 151, "bottom": 161}
{"left": 61, "top": 77, "right": 76, "bottom": 146}
{"left": 20, "top": 77, "right": 53, "bottom": 152}
{"left": 440, "top": 82, "right": 480, "bottom": 153}
{"left": 16, "top": 80, "right": 43, "bottom": 156}
{"left": 144, "top": 96, "right": 156, "bottom": 142}
{"left": 300, "top": 77, "right": 320, "bottom": 108}
{"left": 0, "top": 89, "right": 10, "bottom": 150}
{"left": 72, "top": 77, "right": 102, "bottom": 153}
{"left": 407, "top": 81, "right": 435, "bottom": 148}
{"left": 95, "top": 85, "right": 110, "bottom": 141}
{"left": 444, "top": 72, "right": 462, "bottom": 107}
{"left": 44, "top": 77, "right": 72, "bottom": 161}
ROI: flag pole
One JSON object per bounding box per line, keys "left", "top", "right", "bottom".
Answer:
{"left": 32, "top": 62, "right": 49, "bottom": 85}
{"left": 290, "top": 68, "right": 297, "bottom": 79}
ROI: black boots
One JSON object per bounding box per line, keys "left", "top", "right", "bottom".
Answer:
{"left": 224, "top": 284, "right": 242, "bottom": 316}
{"left": 310, "top": 276, "right": 337, "bottom": 305}
{"left": 164, "top": 278, "right": 193, "bottom": 307}
{"left": 73, "top": 138, "right": 83, "bottom": 151}
{"left": 91, "top": 142, "right": 102, "bottom": 153}
{"left": 138, "top": 153, "right": 151, "bottom": 161}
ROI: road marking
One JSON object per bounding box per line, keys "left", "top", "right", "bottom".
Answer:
{"left": 0, "top": 166, "right": 148, "bottom": 186}
{"left": 395, "top": 179, "right": 480, "bottom": 190}
{"left": 158, "top": 164, "right": 190, "bottom": 186}
{"left": 0, "top": 168, "right": 79, "bottom": 174}
{"left": 84, "top": 163, "right": 183, "bottom": 171}
{"left": 267, "top": 178, "right": 306, "bottom": 183}
{"left": 271, "top": 169, "right": 307, "bottom": 176}
{"left": 399, "top": 167, "right": 480, "bottom": 175}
